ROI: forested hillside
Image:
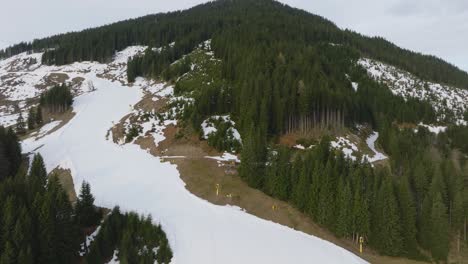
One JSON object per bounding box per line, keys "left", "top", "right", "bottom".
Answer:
{"left": 0, "top": 0, "right": 467, "bottom": 262}
{"left": 1, "top": 0, "right": 468, "bottom": 89}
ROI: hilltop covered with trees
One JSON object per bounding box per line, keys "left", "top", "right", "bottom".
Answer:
{"left": 1, "top": 0, "right": 467, "bottom": 89}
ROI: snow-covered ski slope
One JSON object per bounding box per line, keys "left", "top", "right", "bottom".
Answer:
{"left": 15, "top": 50, "right": 367, "bottom": 264}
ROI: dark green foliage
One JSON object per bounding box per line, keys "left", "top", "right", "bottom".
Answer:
{"left": 0, "top": 127, "right": 22, "bottom": 180}
{"left": 396, "top": 177, "right": 418, "bottom": 257}
{"left": 27, "top": 107, "right": 36, "bottom": 130}
{"left": 29, "top": 153, "right": 48, "bottom": 195}
{"left": 257, "top": 129, "right": 466, "bottom": 261}
{"left": 446, "top": 125, "right": 468, "bottom": 154}
{"left": 40, "top": 83, "right": 73, "bottom": 113}
{"left": 204, "top": 117, "right": 241, "bottom": 153}
{"left": 16, "top": 112, "right": 26, "bottom": 135}
{"left": 125, "top": 124, "right": 142, "bottom": 143}
{"left": 36, "top": 106, "right": 43, "bottom": 126}
{"left": 372, "top": 176, "right": 402, "bottom": 255}
{"left": 2, "top": 0, "right": 467, "bottom": 89}
{"left": 429, "top": 193, "right": 449, "bottom": 261}
{"left": 85, "top": 207, "right": 173, "bottom": 264}
{"left": 0, "top": 155, "right": 80, "bottom": 263}
{"left": 27, "top": 106, "right": 43, "bottom": 131}
{"left": 75, "top": 181, "right": 100, "bottom": 228}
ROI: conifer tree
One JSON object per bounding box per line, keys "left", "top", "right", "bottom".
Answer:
{"left": 29, "top": 153, "right": 48, "bottom": 194}
{"left": 396, "top": 177, "right": 418, "bottom": 256}
{"left": 430, "top": 193, "right": 449, "bottom": 261}
{"left": 373, "top": 177, "right": 402, "bottom": 256}
{"left": 17, "top": 246, "right": 33, "bottom": 264}
{"left": 35, "top": 106, "right": 43, "bottom": 126}
{"left": 16, "top": 112, "right": 26, "bottom": 134}
{"left": 292, "top": 159, "right": 309, "bottom": 211}
{"left": 76, "top": 181, "right": 99, "bottom": 227}
{"left": 352, "top": 188, "right": 369, "bottom": 244}
{"left": 27, "top": 107, "right": 36, "bottom": 130}
{"left": 0, "top": 241, "right": 15, "bottom": 264}
{"left": 335, "top": 179, "right": 351, "bottom": 237}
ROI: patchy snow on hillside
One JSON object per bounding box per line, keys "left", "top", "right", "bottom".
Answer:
{"left": 358, "top": 58, "right": 468, "bottom": 125}
{"left": 331, "top": 137, "right": 359, "bottom": 161}
{"left": 0, "top": 46, "right": 147, "bottom": 127}
{"left": 107, "top": 250, "right": 120, "bottom": 264}
{"left": 418, "top": 123, "right": 447, "bottom": 134}
{"left": 18, "top": 55, "right": 366, "bottom": 263}
{"left": 112, "top": 46, "right": 146, "bottom": 64}
{"left": 201, "top": 115, "right": 242, "bottom": 143}
{"left": 24, "top": 120, "right": 62, "bottom": 141}
{"left": 80, "top": 225, "right": 102, "bottom": 256}
{"left": 205, "top": 152, "right": 241, "bottom": 163}
{"left": 0, "top": 112, "right": 20, "bottom": 127}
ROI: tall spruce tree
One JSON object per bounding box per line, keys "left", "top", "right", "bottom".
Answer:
{"left": 27, "top": 108, "right": 36, "bottom": 130}
{"left": 29, "top": 153, "right": 48, "bottom": 195}
{"left": 75, "top": 181, "right": 99, "bottom": 227}
{"left": 16, "top": 112, "right": 26, "bottom": 134}
{"left": 430, "top": 193, "right": 449, "bottom": 261}
{"left": 373, "top": 177, "right": 402, "bottom": 256}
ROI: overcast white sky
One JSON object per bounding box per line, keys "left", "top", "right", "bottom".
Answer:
{"left": 0, "top": 0, "right": 466, "bottom": 72}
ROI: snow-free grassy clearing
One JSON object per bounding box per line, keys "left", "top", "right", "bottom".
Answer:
{"left": 21, "top": 74, "right": 367, "bottom": 263}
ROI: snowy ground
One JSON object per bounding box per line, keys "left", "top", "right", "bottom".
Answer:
{"left": 362, "top": 132, "right": 387, "bottom": 163}
{"left": 358, "top": 58, "right": 468, "bottom": 125}
{"left": 17, "top": 51, "right": 367, "bottom": 263}
{"left": 0, "top": 47, "right": 146, "bottom": 127}
{"left": 331, "top": 132, "right": 388, "bottom": 164}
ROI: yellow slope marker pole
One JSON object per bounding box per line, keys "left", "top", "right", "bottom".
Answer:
{"left": 359, "top": 236, "right": 364, "bottom": 254}
{"left": 215, "top": 184, "right": 220, "bottom": 196}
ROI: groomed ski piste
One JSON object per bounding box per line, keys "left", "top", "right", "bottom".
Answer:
{"left": 13, "top": 48, "right": 368, "bottom": 264}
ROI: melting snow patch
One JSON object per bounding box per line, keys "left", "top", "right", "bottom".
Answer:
{"left": 358, "top": 58, "right": 468, "bottom": 124}
{"left": 80, "top": 225, "right": 102, "bottom": 256}
{"left": 107, "top": 250, "right": 119, "bottom": 264}
{"left": 418, "top": 123, "right": 447, "bottom": 134}
{"left": 205, "top": 152, "right": 241, "bottom": 163}
{"left": 294, "top": 144, "right": 306, "bottom": 150}
{"left": 331, "top": 137, "right": 359, "bottom": 161}
{"left": 201, "top": 115, "right": 242, "bottom": 143}
{"left": 362, "top": 132, "right": 387, "bottom": 163}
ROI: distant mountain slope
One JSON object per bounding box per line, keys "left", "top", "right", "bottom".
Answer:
{"left": 1, "top": 0, "right": 468, "bottom": 89}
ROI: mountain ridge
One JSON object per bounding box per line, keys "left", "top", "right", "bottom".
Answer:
{"left": 1, "top": 0, "right": 468, "bottom": 89}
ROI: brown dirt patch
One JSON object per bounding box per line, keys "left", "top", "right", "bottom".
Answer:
{"left": 135, "top": 94, "right": 168, "bottom": 113}
{"left": 109, "top": 113, "right": 132, "bottom": 143}
{"left": 36, "top": 73, "right": 70, "bottom": 89}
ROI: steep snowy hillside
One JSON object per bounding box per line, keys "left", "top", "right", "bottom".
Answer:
{"left": 358, "top": 58, "right": 468, "bottom": 125}
{"left": 0, "top": 49, "right": 367, "bottom": 264}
